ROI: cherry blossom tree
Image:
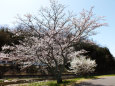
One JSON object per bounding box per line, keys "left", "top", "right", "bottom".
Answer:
{"left": 69, "top": 51, "right": 97, "bottom": 75}
{"left": 2, "top": 0, "right": 107, "bottom": 83}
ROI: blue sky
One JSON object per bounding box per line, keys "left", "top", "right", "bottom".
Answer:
{"left": 0, "top": 0, "right": 115, "bottom": 56}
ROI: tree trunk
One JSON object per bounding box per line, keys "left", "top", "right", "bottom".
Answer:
{"left": 56, "top": 72, "right": 62, "bottom": 84}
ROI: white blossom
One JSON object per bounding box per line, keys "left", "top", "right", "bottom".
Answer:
{"left": 69, "top": 53, "right": 97, "bottom": 75}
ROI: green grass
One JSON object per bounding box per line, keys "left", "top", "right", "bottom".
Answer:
{"left": 0, "top": 80, "right": 4, "bottom": 82}
{"left": 19, "top": 76, "right": 98, "bottom": 86}
{"left": 7, "top": 74, "right": 115, "bottom": 86}
{"left": 97, "top": 74, "right": 115, "bottom": 77}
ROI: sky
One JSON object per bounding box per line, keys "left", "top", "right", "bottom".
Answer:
{"left": 0, "top": 0, "right": 115, "bottom": 56}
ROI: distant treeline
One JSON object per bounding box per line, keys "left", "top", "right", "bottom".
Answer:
{"left": 74, "top": 42, "right": 115, "bottom": 74}
{"left": 0, "top": 27, "right": 23, "bottom": 51}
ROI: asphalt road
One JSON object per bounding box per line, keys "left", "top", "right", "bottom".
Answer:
{"left": 76, "top": 76, "right": 115, "bottom": 86}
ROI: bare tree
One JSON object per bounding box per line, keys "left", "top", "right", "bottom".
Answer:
{"left": 3, "top": 0, "right": 106, "bottom": 83}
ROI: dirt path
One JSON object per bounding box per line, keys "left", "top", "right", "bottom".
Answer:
{"left": 76, "top": 76, "right": 115, "bottom": 86}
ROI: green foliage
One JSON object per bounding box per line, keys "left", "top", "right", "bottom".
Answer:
{"left": 0, "top": 80, "right": 4, "bottom": 82}
{"left": 74, "top": 42, "right": 115, "bottom": 74}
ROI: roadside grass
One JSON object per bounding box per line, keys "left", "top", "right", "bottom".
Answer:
{"left": 19, "top": 75, "right": 105, "bottom": 86}
{"left": 20, "top": 78, "right": 84, "bottom": 86}
{"left": 96, "top": 74, "right": 115, "bottom": 77}
{"left": 4, "top": 74, "right": 115, "bottom": 86}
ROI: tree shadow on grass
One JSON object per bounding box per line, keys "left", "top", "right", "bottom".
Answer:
{"left": 83, "top": 75, "right": 106, "bottom": 80}
{"left": 83, "top": 75, "right": 98, "bottom": 79}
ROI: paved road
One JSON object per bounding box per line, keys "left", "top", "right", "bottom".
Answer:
{"left": 76, "top": 76, "right": 115, "bottom": 86}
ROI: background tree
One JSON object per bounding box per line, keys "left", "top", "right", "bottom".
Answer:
{"left": 74, "top": 41, "right": 115, "bottom": 74}
{"left": 2, "top": 0, "right": 106, "bottom": 83}
{"left": 0, "top": 27, "right": 24, "bottom": 78}
{"left": 0, "top": 27, "right": 23, "bottom": 51}
{"left": 69, "top": 51, "right": 96, "bottom": 76}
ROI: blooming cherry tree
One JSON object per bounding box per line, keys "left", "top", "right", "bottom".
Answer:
{"left": 2, "top": 0, "right": 106, "bottom": 83}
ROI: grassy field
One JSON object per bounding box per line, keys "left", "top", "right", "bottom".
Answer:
{"left": 17, "top": 74, "right": 115, "bottom": 86}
